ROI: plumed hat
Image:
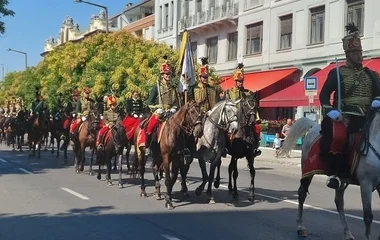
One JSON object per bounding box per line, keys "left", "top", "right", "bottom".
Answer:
{"left": 233, "top": 63, "right": 244, "bottom": 81}
{"left": 107, "top": 95, "right": 117, "bottom": 106}
{"left": 342, "top": 22, "right": 362, "bottom": 52}
{"left": 199, "top": 57, "right": 209, "bottom": 77}
{"left": 83, "top": 87, "right": 91, "bottom": 94}
{"left": 160, "top": 55, "right": 172, "bottom": 74}
{"left": 72, "top": 89, "right": 80, "bottom": 96}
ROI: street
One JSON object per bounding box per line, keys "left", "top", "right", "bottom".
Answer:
{"left": 0, "top": 144, "right": 379, "bottom": 240}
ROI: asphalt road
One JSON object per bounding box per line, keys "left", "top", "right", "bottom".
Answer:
{"left": 0, "top": 144, "right": 379, "bottom": 240}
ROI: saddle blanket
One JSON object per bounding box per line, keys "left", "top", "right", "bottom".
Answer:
{"left": 302, "top": 133, "right": 361, "bottom": 179}
{"left": 121, "top": 116, "right": 141, "bottom": 141}
{"left": 137, "top": 122, "right": 167, "bottom": 148}
{"left": 63, "top": 117, "right": 71, "bottom": 130}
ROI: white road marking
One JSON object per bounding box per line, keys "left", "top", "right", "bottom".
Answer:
{"left": 161, "top": 234, "right": 181, "bottom": 240}
{"left": 0, "top": 158, "right": 7, "bottom": 163}
{"left": 60, "top": 187, "right": 90, "bottom": 200}
{"left": 187, "top": 177, "right": 380, "bottom": 225}
{"left": 18, "top": 168, "right": 33, "bottom": 174}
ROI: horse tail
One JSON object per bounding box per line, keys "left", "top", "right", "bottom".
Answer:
{"left": 279, "top": 117, "right": 318, "bottom": 156}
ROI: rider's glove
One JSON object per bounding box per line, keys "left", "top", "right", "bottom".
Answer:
{"left": 139, "top": 114, "right": 143, "bottom": 118}
{"left": 100, "top": 115, "right": 104, "bottom": 120}
{"left": 156, "top": 108, "right": 164, "bottom": 115}
{"left": 170, "top": 108, "right": 176, "bottom": 114}
{"left": 81, "top": 116, "right": 87, "bottom": 121}
{"left": 133, "top": 114, "right": 138, "bottom": 118}
{"left": 371, "top": 99, "right": 380, "bottom": 108}
{"left": 327, "top": 110, "right": 340, "bottom": 120}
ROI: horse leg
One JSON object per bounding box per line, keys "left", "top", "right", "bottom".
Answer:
{"left": 139, "top": 150, "right": 148, "bottom": 197}
{"left": 89, "top": 148, "right": 94, "bottom": 176}
{"left": 180, "top": 157, "right": 193, "bottom": 197}
{"left": 247, "top": 153, "right": 256, "bottom": 202}
{"left": 118, "top": 153, "right": 123, "bottom": 188}
{"left": 376, "top": 184, "right": 380, "bottom": 198}
{"left": 125, "top": 144, "right": 131, "bottom": 172}
{"left": 152, "top": 161, "right": 162, "bottom": 200}
{"left": 297, "top": 176, "right": 313, "bottom": 237}
{"left": 206, "top": 158, "right": 220, "bottom": 204}
{"left": 105, "top": 152, "right": 112, "bottom": 186}
{"left": 360, "top": 181, "right": 374, "bottom": 240}
{"left": 113, "top": 155, "right": 117, "bottom": 171}
{"left": 228, "top": 157, "right": 234, "bottom": 192}
{"left": 51, "top": 137, "right": 55, "bottom": 155}
{"left": 195, "top": 157, "right": 208, "bottom": 196}
{"left": 164, "top": 156, "right": 179, "bottom": 210}
{"left": 79, "top": 145, "right": 86, "bottom": 172}
{"left": 231, "top": 156, "right": 239, "bottom": 200}
{"left": 214, "top": 159, "right": 221, "bottom": 189}
{"left": 96, "top": 152, "right": 102, "bottom": 180}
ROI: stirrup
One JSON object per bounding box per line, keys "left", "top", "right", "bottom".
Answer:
{"left": 97, "top": 143, "right": 103, "bottom": 151}
{"left": 60, "top": 135, "right": 66, "bottom": 141}
{"left": 326, "top": 175, "right": 341, "bottom": 189}
{"left": 255, "top": 149, "right": 262, "bottom": 156}
{"left": 183, "top": 148, "right": 191, "bottom": 157}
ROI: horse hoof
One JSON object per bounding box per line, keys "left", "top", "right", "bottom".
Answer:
{"left": 140, "top": 192, "right": 148, "bottom": 198}
{"left": 195, "top": 187, "right": 203, "bottom": 196}
{"left": 209, "top": 198, "right": 216, "bottom": 204}
{"left": 76, "top": 169, "right": 80, "bottom": 174}
{"left": 214, "top": 181, "right": 220, "bottom": 189}
{"left": 248, "top": 195, "right": 255, "bottom": 202}
{"left": 166, "top": 203, "right": 174, "bottom": 210}
{"left": 89, "top": 171, "right": 94, "bottom": 176}
{"left": 297, "top": 229, "right": 308, "bottom": 237}
{"left": 107, "top": 181, "right": 113, "bottom": 186}
{"left": 118, "top": 183, "right": 123, "bottom": 188}
{"left": 155, "top": 194, "right": 162, "bottom": 200}
{"left": 97, "top": 174, "right": 101, "bottom": 180}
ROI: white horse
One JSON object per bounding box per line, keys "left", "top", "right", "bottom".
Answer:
{"left": 280, "top": 116, "right": 380, "bottom": 240}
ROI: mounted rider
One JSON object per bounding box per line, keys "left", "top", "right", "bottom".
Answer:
{"left": 70, "top": 87, "right": 95, "bottom": 140}
{"left": 96, "top": 95, "right": 120, "bottom": 150}
{"left": 144, "top": 56, "right": 181, "bottom": 156}
{"left": 126, "top": 91, "right": 144, "bottom": 118}
{"left": 188, "top": 57, "right": 219, "bottom": 113}
{"left": 319, "top": 23, "right": 380, "bottom": 189}
{"left": 28, "top": 88, "right": 47, "bottom": 123}
{"left": 225, "top": 63, "right": 261, "bottom": 156}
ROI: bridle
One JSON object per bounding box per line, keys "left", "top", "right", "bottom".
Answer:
{"left": 206, "top": 100, "right": 238, "bottom": 132}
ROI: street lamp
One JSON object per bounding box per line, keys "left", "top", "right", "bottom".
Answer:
{"left": 74, "top": 0, "right": 109, "bottom": 33}
{"left": 0, "top": 64, "right": 4, "bottom": 81}
{"left": 7, "top": 48, "right": 28, "bottom": 69}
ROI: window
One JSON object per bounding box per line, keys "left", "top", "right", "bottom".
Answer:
{"left": 347, "top": 0, "right": 364, "bottom": 35}
{"left": 246, "top": 22, "right": 263, "bottom": 55}
{"left": 210, "top": 0, "right": 215, "bottom": 9}
{"left": 197, "top": 0, "right": 202, "bottom": 13}
{"left": 279, "top": 14, "right": 292, "bottom": 49}
{"left": 170, "top": 1, "right": 174, "bottom": 27}
{"left": 207, "top": 37, "right": 218, "bottom": 63}
{"left": 191, "top": 41, "right": 198, "bottom": 62}
{"left": 310, "top": 6, "right": 325, "bottom": 44}
{"left": 164, "top": 4, "right": 169, "bottom": 28}
{"left": 228, "top": 32, "right": 238, "bottom": 60}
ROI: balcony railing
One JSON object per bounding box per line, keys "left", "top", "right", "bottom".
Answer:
{"left": 178, "top": 2, "right": 239, "bottom": 31}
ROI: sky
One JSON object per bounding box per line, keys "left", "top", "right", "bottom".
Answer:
{"left": 0, "top": 0, "right": 139, "bottom": 78}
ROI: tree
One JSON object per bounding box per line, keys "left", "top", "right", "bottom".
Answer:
{"left": 0, "top": 0, "right": 15, "bottom": 34}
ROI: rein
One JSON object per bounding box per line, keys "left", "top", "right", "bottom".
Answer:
{"left": 358, "top": 109, "right": 380, "bottom": 160}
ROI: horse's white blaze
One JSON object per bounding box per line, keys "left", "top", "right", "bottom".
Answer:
{"left": 228, "top": 121, "right": 238, "bottom": 134}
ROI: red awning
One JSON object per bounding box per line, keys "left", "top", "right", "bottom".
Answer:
{"left": 220, "top": 68, "right": 298, "bottom": 91}
{"left": 259, "top": 58, "right": 380, "bottom": 107}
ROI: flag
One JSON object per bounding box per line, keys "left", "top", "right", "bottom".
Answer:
{"left": 178, "top": 30, "right": 195, "bottom": 93}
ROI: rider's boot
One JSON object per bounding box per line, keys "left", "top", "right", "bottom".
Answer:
{"left": 326, "top": 153, "right": 341, "bottom": 189}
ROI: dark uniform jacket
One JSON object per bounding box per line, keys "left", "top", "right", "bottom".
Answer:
{"left": 103, "top": 109, "right": 120, "bottom": 126}
{"left": 320, "top": 65, "right": 380, "bottom": 117}
{"left": 76, "top": 97, "right": 95, "bottom": 116}
{"left": 126, "top": 98, "right": 144, "bottom": 116}
{"left": 145, "top": 82, "right": 180, "bottom": 110}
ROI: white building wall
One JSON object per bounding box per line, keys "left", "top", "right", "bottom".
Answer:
{"left": 155, "top": 0, "right": 180, "bottom": 48}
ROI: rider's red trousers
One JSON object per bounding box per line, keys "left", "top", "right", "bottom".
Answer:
{"left": 145, "top": 114, "right": 159, "bottom": 135}
{"left": 96, "top": 126, "right": 109, "bottom": 146}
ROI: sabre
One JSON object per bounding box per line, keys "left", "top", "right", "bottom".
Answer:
{"left": 335, "top": 57, "right": 342, "bottom": 114}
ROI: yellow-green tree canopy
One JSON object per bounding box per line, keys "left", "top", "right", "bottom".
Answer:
{"left": 0, "top": 30, "right": 221, "bottom": 109}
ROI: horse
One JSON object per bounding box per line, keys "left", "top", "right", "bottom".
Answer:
{"left": 224, "top": 93, "right": 259, "bottom": 201}
{"left": 7, "top": 108, "right": 27, "bottom": 152}
{"left": 27, "top": 108, "right": 47, "bottom": 158}
{"left": 49, "top": 110, "right": 69, "bottom": 162}
{"left": 71, "top": 105, "right": 101, "bottom": 173}
{"left": 190, "top": 99, "right": 239, "bottom": 204}
{"left": 152, "top": 100, "right": 203, "bottom": 210}
{"left": 280, "top": 116, "right": 380, "bottom": 240}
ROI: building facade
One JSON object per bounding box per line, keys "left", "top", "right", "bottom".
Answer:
{"left": 174, "top": 0, "right": 380, "bottom": 120}
{"left": 155, "top": 0, "right": 180, "bottom": 48}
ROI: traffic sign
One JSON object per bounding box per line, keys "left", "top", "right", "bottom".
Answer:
{"left": 305, "top": 76, "right": 318, "bottom": 96}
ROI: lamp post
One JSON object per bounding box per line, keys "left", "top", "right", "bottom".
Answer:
{"left": 0, "top": 64, "right": 4, "bottom": 81}
{"left": 7, "top": 48, "right": 28, "bottom": 69}
{"left": 74, "top": 0, "right": 109, "bottom": 33}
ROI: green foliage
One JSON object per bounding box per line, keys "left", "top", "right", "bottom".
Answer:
{"left": 0, "top": 30, "right": 220, "bottom": 108}
{"left": 0, "top": 0, "right": 15, "bottom": 34}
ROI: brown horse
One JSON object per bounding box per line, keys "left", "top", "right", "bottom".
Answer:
{"left": 137, "top": 101, "right": 203, "bottom": 209}
{"left": 72, "top": 109, "right": 101, "bottom": 173}
{"left": 27, "top": 110, "right": 47, "bottom": 158}
{"left": 50, "top": 112, "right": 70, "bottom": 162}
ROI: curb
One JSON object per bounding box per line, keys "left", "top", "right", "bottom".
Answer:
{"left": 259, "top": 146, "right": 302, "bottom": 154}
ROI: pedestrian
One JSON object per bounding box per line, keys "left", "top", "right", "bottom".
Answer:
{"left": 281, "top": 118, "right": 293, "bottom": 157}
{"left": 273, "top": 133, "right": 282, "bottom": 157}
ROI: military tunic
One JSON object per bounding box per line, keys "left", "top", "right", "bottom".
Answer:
{"left": 145, "top": 83, "right": 179, "bottom": 110}
{"left": 190, "top": 83, "right": 219, "bottom": 112}
{"left": 103, "top": 109, "right": 119, "bottom": 126}
{"left": 320, "top": 65, "right": 380, "bottom": 117}
{"left": 126, "top": 98, "right": 144, "bottom": 116}
{"left": 30, "top": 100, "right": 47, "bottom": 115}
{"left": 226, "top": 87, "right": 254, "bottom": 102}
{"left": 76, "top": 97, "right": 95, "bottom": 116}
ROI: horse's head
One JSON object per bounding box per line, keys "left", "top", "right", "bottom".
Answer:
{"left": 239, "top": 92, "right": 258, "bottom": 127}
{"left": 209, "top": 99, "right": 239, "bottom": 134}
{"left": 181, "top": 100, "right": 204, "bottom": 138}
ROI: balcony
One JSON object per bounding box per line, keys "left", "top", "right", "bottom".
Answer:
{"left": 244, "top": 0, "right": 263, "bottom": 11}
{"left": 178, "top": 2, "right": 239, "bottom": 34}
